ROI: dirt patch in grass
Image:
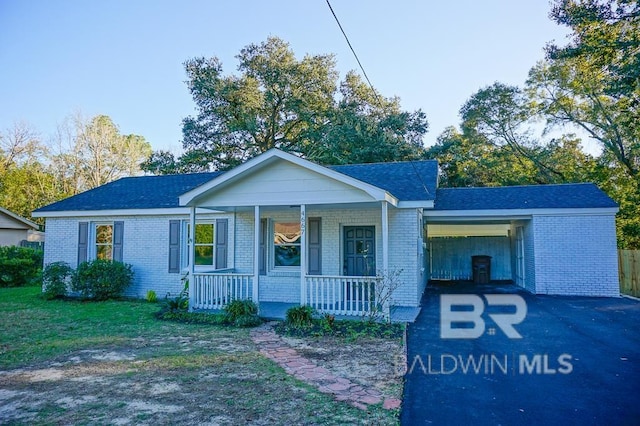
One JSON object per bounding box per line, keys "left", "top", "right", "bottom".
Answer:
{"left": 0, "top": 288, "right": 402, "bottom": 424}
{"left": 0, "top": 342, "right": 396, "bottom": 425}
{"left": 281, "top": 334, "right": 405, "bottom": 399}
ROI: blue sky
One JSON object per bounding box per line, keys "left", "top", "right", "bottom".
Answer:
{"left": 0, "top": 0, "right": 570, "bottom": 154}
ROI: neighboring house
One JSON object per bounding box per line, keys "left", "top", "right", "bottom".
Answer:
{"left": 0, "top": 207, "right": 43, "bottom": 247}
{"left": 33, "top": 149, "right": 620, "bottom": 319}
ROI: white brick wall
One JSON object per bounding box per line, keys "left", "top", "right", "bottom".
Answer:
{"left": 531, "top": 214, "right": 619, "bottom": 297}
{"left": 43, "top": 206, "right": 424, "bottom": 306}
{"left": 43, "top": 213, "right": 234, "bottom": 299}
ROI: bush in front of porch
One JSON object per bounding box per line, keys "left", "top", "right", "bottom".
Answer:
{"left": 278, "top": 306, "right": 404, "bottom": 341}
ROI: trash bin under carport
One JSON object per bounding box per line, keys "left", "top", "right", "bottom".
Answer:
{"left": 472, "top": 255, "right": 492, "bottom": 284}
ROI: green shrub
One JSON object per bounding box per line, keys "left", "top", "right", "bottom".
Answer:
{"left": 0, "top": 246, "right": 43, "bottom": 287}
{"left": 42, "top": 262, "right": 74, "bottom": 299}
{"left": 285, "top": 305, "right": 315, "bottom": 328}
{"left": 72, "top": 259, "right": 133, "bottom": 300}
{"left": 224, "top": 299, "right": 261, "bottom": 327}
{"left": 146, "top": 290, "right": 158, "bottom": 303}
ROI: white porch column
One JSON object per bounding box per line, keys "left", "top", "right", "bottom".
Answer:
{"left": 300, "top": 204, "right": 306, "bottom": 305}
{"left": 253, "top": 205, "right": 260, "bottom": 305}
{"left": 188, "top": 206, "right": 196, "bottom": 311}
{"left": 381, "top": 201, "right": 390, "bottom": 319}
{"left": 381, "top": 201, "right": 389, "bottom": 274}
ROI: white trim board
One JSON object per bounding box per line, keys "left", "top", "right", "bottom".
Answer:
{"left": 424, "top": 207, "right": 619, "bottom": 220}
{"left": 32, "top": 207, "right": 224, "bottom": 218}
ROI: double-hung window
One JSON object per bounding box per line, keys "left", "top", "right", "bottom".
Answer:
{"left": 193, "top": 223, "right": 215, "bottom": 266}
{"left": 273, "top": 222, "right": 301, "bottom": 268}
{"left": 95, "top": 223, "right": 114, "bottom": 260}
{"left": 77, "top": 221, "right": 123, "bottom": 264}
{"left": 174, "top": 218, "right": 228, "bottom": 272}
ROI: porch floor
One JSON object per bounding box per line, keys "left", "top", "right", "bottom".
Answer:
{"left": 259, "top": 302, "right": 421, "bottom": 323}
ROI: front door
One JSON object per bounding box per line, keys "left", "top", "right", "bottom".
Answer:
{"left": 344, "top": 226, "right": 376, "bottom": 276}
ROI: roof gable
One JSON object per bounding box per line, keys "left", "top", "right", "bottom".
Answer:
{"left": 179, "top": 149, "right": 395, "bottom": 207}
{"left": 0, "top": 207, "right": 39, "bottom": 230}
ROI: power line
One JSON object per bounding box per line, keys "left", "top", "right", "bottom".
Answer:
{"left": 325, "top": 0, "right": 432, "bottom": 197}
{"left": 325, "top": 0, "right": 384, "bottom": 108}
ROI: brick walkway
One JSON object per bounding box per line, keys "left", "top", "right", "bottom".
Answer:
{"left": 250, "top": 322, "right": 402, "bottom": 411}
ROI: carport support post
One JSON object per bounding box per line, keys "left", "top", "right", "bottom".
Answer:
{"left": 188, "top": 206, "right": 196, "bottom": 312}
{"left": 381, "top": 201, "right": 390, "bottom": 319}
{"left": 300, "top": 204, "right": 307, "bottom": 305}
{"left": 253, "top": 205, "right": 260, "bottom": 308}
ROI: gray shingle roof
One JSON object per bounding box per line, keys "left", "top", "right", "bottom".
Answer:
{"left": 329, "top": 161, "right": 438, "bottom": 201}
{"left": 34, "top": 160, "right": 615, "bottom": 214}
{"left": 34, "top": 172, "right": 222, "bottom": 212}
{"left": 433, "top": 183, "right": 618, "bottom": 210}
{"left": 34, "top": 160, "right": 439, "bottom": 213}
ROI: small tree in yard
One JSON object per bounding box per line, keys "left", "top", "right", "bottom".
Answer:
{"left": 72, "top": 259, "right": 133, "bottom": 301}
{"left": 365, "top": 269, "right": 403, "bottom": 323}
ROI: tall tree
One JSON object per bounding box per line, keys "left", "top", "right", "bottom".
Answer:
{"left": 526, "top": 0, "right": 640, "bottom": 247}
{"left": 426, "top": 126, "right": 597, "bottom": 188}
{"left": 52, "top": 114, "right": 152, "bottom": 191}
{"left": 306, "top": 72, "right": 428, "bottom": 165}
{"left": 528, "top": 0, "right": 639, "bottom": 178}
{"left": 144, "top": 37, "right": 428, "bottom": 173}
{"left": 179, "top": 37, "right": 337, "bottom": 171}
{"left": 0, "top": 123, "right": 68, "bottom": 222}
{"left": 0, "top": 122, "right": 43, "bottom": 170}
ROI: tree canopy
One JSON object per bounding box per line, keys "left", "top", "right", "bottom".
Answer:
{"left": 428, "top": 0, "right": 640, "bottom": 248}
{"left": 0, "top": 115, "right": 150, "bottom": 223}
{"left": 142, "top": 37, "right": 428, "bottom": 174}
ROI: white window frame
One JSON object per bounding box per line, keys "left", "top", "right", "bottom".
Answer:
{"left": 181, "top": 220, "right": 216, "bottom": 271}
{"left": 271, "top": 220, "right": 302, "bottom": 271}
{"left": 90, "top": 222, "right": 115, "bottom": 261}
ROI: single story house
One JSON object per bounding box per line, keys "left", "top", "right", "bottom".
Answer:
{"left": 33, "top": 149, "right": 620, "bottom": 319}
{"left": 0, "top": 207, "right": 44, "bottom": 247}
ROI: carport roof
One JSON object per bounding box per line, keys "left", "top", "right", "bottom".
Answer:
{"left": 433, "top": 183, "right": 618, "bottom": 210}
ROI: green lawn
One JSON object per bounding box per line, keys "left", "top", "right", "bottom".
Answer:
{"left": 0, "top": 286, "right": 399, "bottom": 425}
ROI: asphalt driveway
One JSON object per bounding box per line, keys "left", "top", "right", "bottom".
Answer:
{"left": 401, "top": 283, "right": 640, "bottom": 425}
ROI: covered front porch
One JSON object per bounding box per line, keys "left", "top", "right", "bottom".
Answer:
{"left": 178, "top": 150, "right": 412, "bottom": 320}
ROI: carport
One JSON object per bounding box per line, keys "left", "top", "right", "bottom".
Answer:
{"left": 423, "top": 184, "right": 620, "bottom": 297}
{"left": 424, "top": 217, "right": 530, "bottom": 288}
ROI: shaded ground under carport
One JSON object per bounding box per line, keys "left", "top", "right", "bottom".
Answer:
{"left": 401, "top": 282, "right": 640, "bottom": 425}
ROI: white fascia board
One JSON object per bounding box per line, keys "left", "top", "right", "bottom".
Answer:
{"left": 397, "top": 200, "right": 434, "bottom": 209}
{"left": 179, "top": 148, "right": 394, "bottom": 206}
{"left": 423, "top": 207, "right": 619, "bottom": 219}
{"left": 32, "top": 207, "right": 224, "bottom": 218}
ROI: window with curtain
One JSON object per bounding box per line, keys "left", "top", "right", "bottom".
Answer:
{"left": 273, "top": 222, "right": 301, "bottom": 267}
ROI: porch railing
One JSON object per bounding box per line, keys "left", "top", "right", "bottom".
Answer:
{"left": 304, "top": 275, "right": 385, "bottom": 318}
{"left": 191, "top": 272, "right": 253, "bottom": 310}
